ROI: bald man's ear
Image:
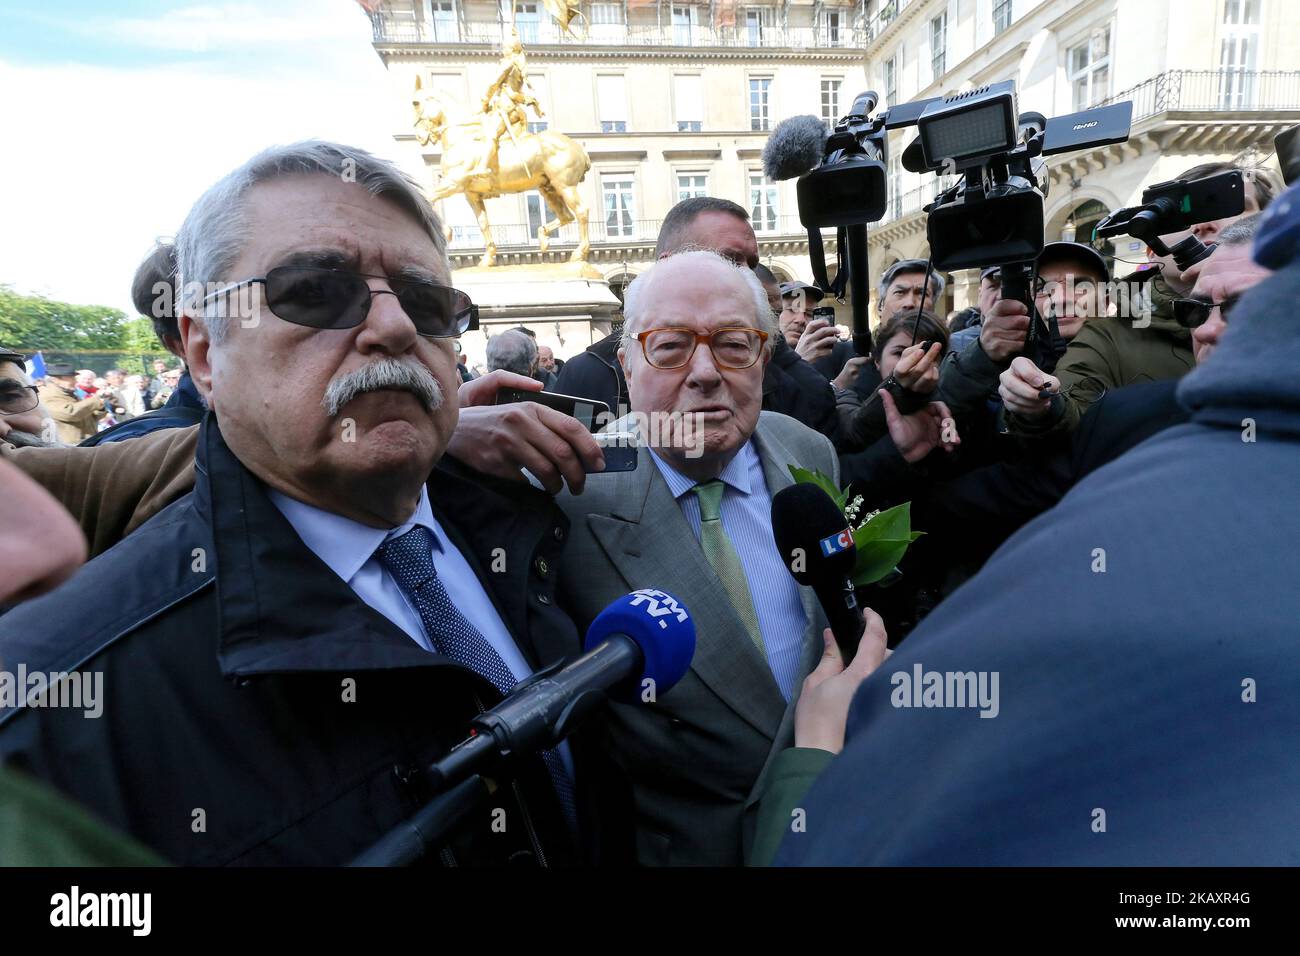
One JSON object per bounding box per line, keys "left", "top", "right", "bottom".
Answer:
{"left": 178, "top": 312, "right": 214, "bottom": 403}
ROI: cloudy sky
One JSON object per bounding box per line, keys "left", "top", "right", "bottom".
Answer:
{"left": 0, "top": 0, "right": 425, "bottom": 315}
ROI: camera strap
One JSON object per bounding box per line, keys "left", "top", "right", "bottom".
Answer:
{"left": 806, "top": 226, "right": 850, "bottom": 301}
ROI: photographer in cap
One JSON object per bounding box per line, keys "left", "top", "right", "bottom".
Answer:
{"left": 778, "top": 280, "right": 878, "bottom": 399}
{"left": 946, "top": 266, "right": 1002, "bottom": 343}
{"left": 937, "top": 241, "right": 1109, "bottom": 456}
{"left": 1004, "top": 163, "right": 1279, "bottom": 438}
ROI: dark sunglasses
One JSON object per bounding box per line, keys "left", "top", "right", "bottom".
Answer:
{"left": 1172, "top": 294, "right": 1239, "bottom": 329}
{"left": 0, "top": 383, "right": 40, "bottom": 415}
{"left": 202, "top": 267, "right": 479, "bottom": 338}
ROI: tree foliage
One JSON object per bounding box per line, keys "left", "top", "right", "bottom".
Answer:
{"left": 0, "top": 284, "right": 132, "bottom": 352}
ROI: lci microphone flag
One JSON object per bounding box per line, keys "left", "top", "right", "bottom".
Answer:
{"left": 819, "top": 528, "right": 853, "bottom": 557}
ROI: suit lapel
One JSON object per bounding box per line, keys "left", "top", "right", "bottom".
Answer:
{"left": 586, "top": 445, "right": 787, "bottom": 740}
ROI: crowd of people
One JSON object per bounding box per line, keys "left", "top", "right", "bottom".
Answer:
{"left": 0, "top": 356, "right": 188, "bottom": 448}
{"left": 0, "top": 138, "right": 1295, "bottom": 868}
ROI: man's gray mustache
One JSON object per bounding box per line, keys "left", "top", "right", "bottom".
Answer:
{"left": 321, "top": 358, "right": 444, "bottom": 418}
{"left": 3, "top": 429, "right": 53, "bottom": 449}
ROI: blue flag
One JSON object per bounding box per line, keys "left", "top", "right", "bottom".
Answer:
{"left": 26, "top": 351, "right": 46, "bottom": 380}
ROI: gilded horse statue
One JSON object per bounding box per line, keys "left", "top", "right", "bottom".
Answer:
{"left": 413, "top": 75, "right": 592, "bottom": 268}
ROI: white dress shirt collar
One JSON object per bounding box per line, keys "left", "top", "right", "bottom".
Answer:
{"left": 267, "top": 486, "right": 441, "bottom": 585}
{"left": 648, "top": 439, "right": 757, "bottom": 500}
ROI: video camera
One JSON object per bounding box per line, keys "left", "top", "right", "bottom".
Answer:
{"left": 1094, "top": 170, "right": 1246, "bottom": 270}
{"left": 763, "top": 80, "right": 1132, "bottom": 367}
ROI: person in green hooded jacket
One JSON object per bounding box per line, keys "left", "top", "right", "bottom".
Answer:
{"left": 1003, "top": 161, "right": 1279, "bottom": 438}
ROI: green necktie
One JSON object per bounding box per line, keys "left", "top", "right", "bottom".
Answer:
{"left": 691, "top": 479, "right": 766, "bottom": 658}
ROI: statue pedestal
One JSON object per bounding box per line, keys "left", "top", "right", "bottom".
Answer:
{"left": 452, "top": 262, "right": 622, "bottom": 368}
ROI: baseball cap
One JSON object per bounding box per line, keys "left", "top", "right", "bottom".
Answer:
{"left": 779, "top": 280, "right": 825, "bottom": 302}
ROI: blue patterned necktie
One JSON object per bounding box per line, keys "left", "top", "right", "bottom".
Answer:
{"left": 376, "top": 525, "right": 578, "bottom": 834}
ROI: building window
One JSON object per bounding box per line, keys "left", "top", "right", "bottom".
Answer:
{"left": 597, "top": 74, "right": 628, "bottom": 133}
{"left": 1068, "top": 29, "right": 1111, "bottom": 110}
{"left": 745, "top": 8, "right": 773, "bottom": 47}
{"left": 425, "top": 0, "right": 458, "bottom": 41}
{"left": 993, "top": 0, "right": 1012, "bottom": 35}
{"left": 749, "top": 77, "right": 772, "bottom": 131}
{"left": 677, "top": 173, "right": 708, "bottom": 202}
{"left": 821, "top": 9, "right": 843, "bottom": 45}
{"left": 749, "top": 172, "right": 778, "bottom": 232}
{"left": 525, "top": 192, "right": 556, "bottom": 242}
{"left": 589, "top": 1, "right": 626, "bottom": 41}
{"left": 821, "top": 77, "right": 842, "bottom": 127}
{"left": 527, "top": 72, "right": 548, "bottom": 133}
{"left": 1220, "top": 0, "right": 1261, "bottom": 109}
{"left": 883, "top": 53, "right": 898, "bottom": 105}
{"left": 423, "top": 71, "right": 467, "bottom": 106}
{"left": 603, "top": 177, "right": 635, "bottom": 238}
{"left": 672, "top": 5, "right": 697, "bottom": 45}
{"left": 515, "top": 2, "right": 541, "bottom": 44}
{"left": 673, "top": 74, "right": 704, "bottom": 132}
{"left": 930, "top": 11, "right": 947, "bottom": 80}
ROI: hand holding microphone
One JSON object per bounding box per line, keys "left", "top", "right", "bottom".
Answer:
{"left": 796, "top": 611, "right": 889, "bottom": 753}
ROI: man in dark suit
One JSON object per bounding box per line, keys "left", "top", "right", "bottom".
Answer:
{"left": 0, "top": 141, "right": 596, "bottom": 866}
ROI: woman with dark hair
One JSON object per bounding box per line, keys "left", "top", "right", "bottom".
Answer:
{"left": 834, "top": 310, "right": 949, "bottom": 454}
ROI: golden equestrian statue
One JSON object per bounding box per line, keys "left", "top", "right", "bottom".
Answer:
{"left": 413, "top": 31, "right": 592, "bottom": 269}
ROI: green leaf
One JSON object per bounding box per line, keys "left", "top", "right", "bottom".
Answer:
{"left": 786, "top": 464, "right": 848, "bottom": 510}
{"left": 868, "top": 501, "right": 912, "bottom": 538}
{"left": 851, "top": 539, "right": 912, "bottom": 586}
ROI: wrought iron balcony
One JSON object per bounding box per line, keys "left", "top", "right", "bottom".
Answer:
{"left": 1098, "top": 69, "right": 1300, "bottom": 122}
{"left": 369, "top": 15, "right": 866, "bottom": 51}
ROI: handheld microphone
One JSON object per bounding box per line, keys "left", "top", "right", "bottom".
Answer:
{"left": 771, "top": 483, "right": 863, "bottom": 660}
{"left": 763, "top": 115, "right": 830, "bottom": 181}
{"left": 353, "top": 590, "right": 695, "bottom": 866}
{"left": 427, "top": 589, "right": 696, "bottom": 790}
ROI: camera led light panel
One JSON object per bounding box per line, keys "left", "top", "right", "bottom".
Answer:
{"left": 924, "top": 102, "right": 1013, "bottom": 162}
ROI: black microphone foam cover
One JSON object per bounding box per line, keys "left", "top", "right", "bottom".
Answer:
{"left": 770, "top": 483, "right": 857, "bottom": 587}
{"left": 763, "top": 115, "right": 829, "bottom": 181}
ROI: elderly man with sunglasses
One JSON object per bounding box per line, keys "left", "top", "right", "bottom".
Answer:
{"left": 518, "top": 249, "right": 842, "bottom": 866}
{"left": 0, "top": 349, "right": 55, "bottom": 449}
{"left": 0, "top": 141, "right": 613, "bottom": 867}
